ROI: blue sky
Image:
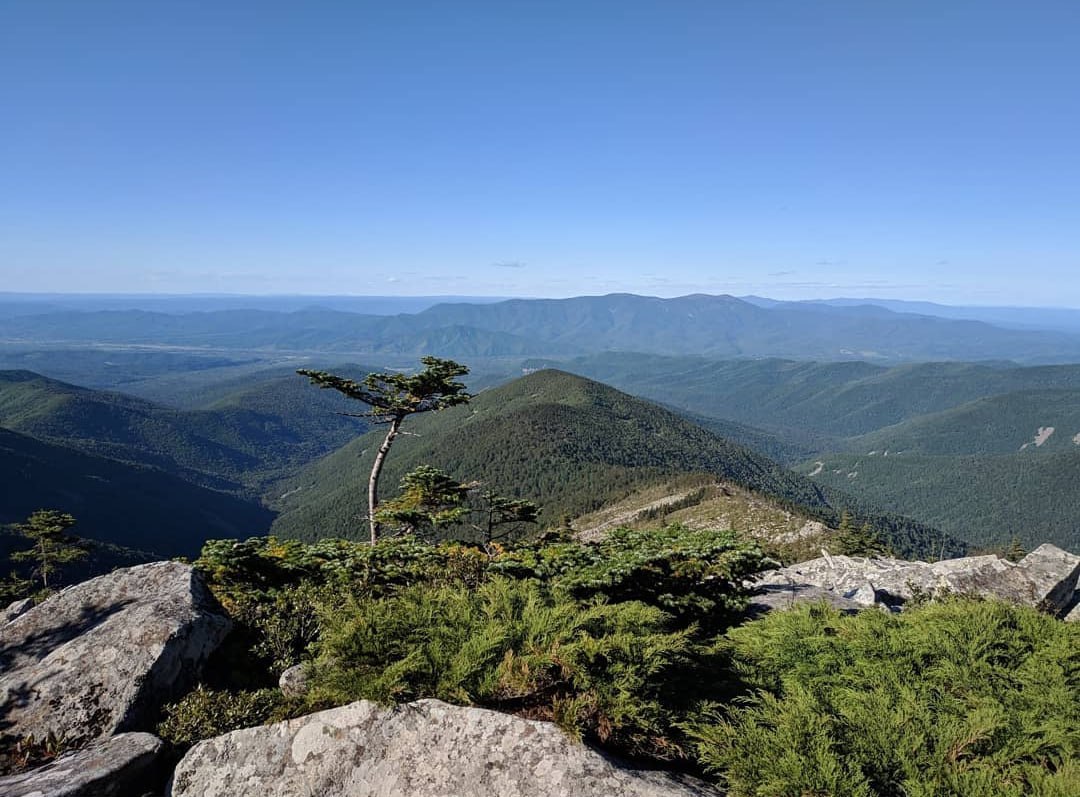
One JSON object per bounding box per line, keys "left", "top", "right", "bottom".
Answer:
{"left": 2, "top": 1, "right": 1078, "bottom": 304}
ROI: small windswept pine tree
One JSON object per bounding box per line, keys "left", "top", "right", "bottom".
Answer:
{"left": 298, "top": 357, "right": 471, "bottom": 543}
{"left": 9, "top": 509, "right": 87, "bottom": 590}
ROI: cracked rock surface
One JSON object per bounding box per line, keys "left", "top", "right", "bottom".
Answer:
{"left": 169, "top": 698, "right": 722, "bottom": 797}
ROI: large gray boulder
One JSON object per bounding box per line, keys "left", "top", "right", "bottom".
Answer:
{"left": 0, "top": 732, "right": 163, "bottom": 797}
{"left": 0, "top": 561, "right": 231, "bottom": 749}
{"left": 755, "top": 544, "right": 1080, "bottom": 616}
{"left": 169, "top": 699, "right": 721, "bottom": 797}
{"left": 1014, "top": 544, "right": 1080, "bottom": 613}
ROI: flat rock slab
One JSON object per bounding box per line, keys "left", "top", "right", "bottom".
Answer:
{"left": 0, "top": 732, "right": 163, "bottom": 797}
{"left": 746, "top": 578, "right": 864, "bottom": 617}
{"left": 169, "top": 699, "right": 722, "bottom": 797}
{"left": 0, "top": 561, "right": 231, "bottom": 749}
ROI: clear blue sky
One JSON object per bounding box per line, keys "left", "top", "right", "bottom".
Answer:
{"left": 2, "top": 1, "right": 1078, "bottom": 305}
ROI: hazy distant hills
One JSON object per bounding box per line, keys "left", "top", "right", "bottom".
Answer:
{"left": 742, "top": 296, "right": 1080, "bottom": 334}
{"left": 271, "top": 370, "right": 960, "bottom": 559}
{"left": 5, "top": 293, "right": 1080, "bottom": 362}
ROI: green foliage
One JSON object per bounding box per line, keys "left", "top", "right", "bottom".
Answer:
{"left": 298, "top": 356, "right": 471, "bottom": 421}
{"left": 688, "top": 600, "right": 1080, "bottom": 797}
{"left": 157, "top": 686, "right": 291, "bottom": 747}
{"left": 298, "top": 357, "right": 472, "bottom": 542}
{"left": 308, "top": 576, "right": 696, "bottom": 757}
{"left": 375, "top": 465, "right": 472, "bottom": 534}
{"left": 8, "top": 509, "right": 87, "bottom": 590}
{"left": 376, "top": 465, "right": 540, "bottom": 545}
{"left": 496, "top": 525, "right": 766, "bottom": 629}
{"left": 834, "top": 513, "right": 892, "bottom": 557}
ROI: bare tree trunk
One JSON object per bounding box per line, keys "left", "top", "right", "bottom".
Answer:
{"left": 368, "top": 417, "right": 402, "bottom": 544}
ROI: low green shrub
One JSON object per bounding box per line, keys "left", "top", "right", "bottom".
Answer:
{"left": 307, "top": 576, "right": 699, "bottom": 759}
{"left": 688, "top": 599, "right": 1080, "bottom": 797}
{"left": 493, "top": 524, "right": 765, "bottom": 629}
{"left": 157, "top": 686, "right": 292, "bottom": 747}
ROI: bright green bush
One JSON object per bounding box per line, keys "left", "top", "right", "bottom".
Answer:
{"left": 688, "top": 600, "right": 1080, "bottom": 797}
{"left": 307, "top": 576, "right": 698, "bottom": 759}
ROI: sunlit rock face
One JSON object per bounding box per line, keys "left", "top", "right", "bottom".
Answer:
{"left": 0, "top": 561, "right": 231, "bottom": 750}
{"left": 169, "top": 698, "right": 722, "bottom": 797}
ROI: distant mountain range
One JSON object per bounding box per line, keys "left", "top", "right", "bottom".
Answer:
{"left": 742, "top": 296, "right": 1080, "bottom": 334}
{"left": 4, "top": 293, "right": 1080, "bottom": 362}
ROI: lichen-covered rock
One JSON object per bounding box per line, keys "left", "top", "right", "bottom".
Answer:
{"left": 0, "top": 732, "right": 163, "bottom": 797}
{"left": 278, "top": 664, "right": 309, "bottom": 698}
{"left": 168, "top": 699, "right": 721, "bottom": 797}
{"left": 756, "top": 544, "right": 1080, "bottom": 616}
{"left": 0, "top": 561, "right": 231, "bottom": 750}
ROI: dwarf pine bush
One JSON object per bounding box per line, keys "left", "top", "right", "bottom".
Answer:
{"left": 307, "top": 576, "right": 698, "bottom": 758}
{"left": 688, "top": 599, "right": 1080, "bottom": 797}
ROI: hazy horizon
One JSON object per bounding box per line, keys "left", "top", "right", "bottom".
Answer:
{"left": 4, "top": 289, "right": 1080, "bottom": 313}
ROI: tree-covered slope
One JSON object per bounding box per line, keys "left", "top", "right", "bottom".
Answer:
{"left": 0, "top": 369, "right": 367, "bottom": 493}
{"left": 270, "top": 370, "right": 959, "bottom": 558}
{"left": 0, "top": 427, "right": 273, "bottom": 557}
{"left": 800, "top": 389, "right": 1080, "bottom": 550}
{"left": 799, "top": 449, "right": 1080, "bottom": 551}
{"left": 564, "top": 353, "right": 1080, "bottom": 439}
{"left": 846, "top": 388, "right": 1080, "bottom": 456}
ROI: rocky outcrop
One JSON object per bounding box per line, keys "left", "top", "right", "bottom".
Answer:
{"left": 752, "top": 544, "right": 1080, "bottom": 616}
{"left": 0, "top": 561, "right": 231, "bottom": 749}
{"left": 1, "top": 599, "right": 32, "bottom": 626}
{"left": 0, "top": 732, "right": 163, "bottom": 797}
{"left": 169, "top": 699, "right": 721, "bottom": 797}
{"left": 1014, "top": 544, "right": 1080, "bottom": 612}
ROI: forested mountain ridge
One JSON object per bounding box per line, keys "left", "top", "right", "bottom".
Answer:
{"left": 271, "top": 369, "right": 961, "bottom": 558}
{"left": 800, "top": 389, "right": 1080, "bottom": 550}
{"left": 0, "top": 369, "right": 367, "bottom": 494}
{"left": 5, "top": 292, "right": 1080, "bottom": 362}
{"left": 562, "top": 353, "right": 1080, "bottom": 442}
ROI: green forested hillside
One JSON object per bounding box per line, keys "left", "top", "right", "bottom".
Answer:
{"left": 270, "top": 370, "right": 959, "bottom": 558}
{"left": 800, "top": 449, "right": 1080, "bottom": 551}
{"left": 799, "top": 389, "right": 1080, "bottom": 549}
{"left": 0, "top": 427, "right": 273, "bottom": 557}
{"left": 564, "top": 353, "right": 1080, "bottom": 440}
{"left": 0, "top": 369, "right": 367, "bottom": 493}
{"left": 846, "top": 389, "right": 1080, "bottom": 455}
